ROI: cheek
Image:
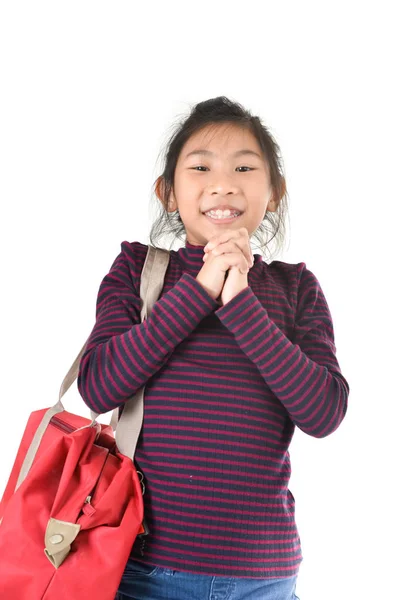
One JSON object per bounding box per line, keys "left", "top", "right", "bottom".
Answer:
{"left": 176, "top": 175, "right": 202, "bottom": 197}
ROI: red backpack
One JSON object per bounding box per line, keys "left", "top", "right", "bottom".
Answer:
{"left": 0, "top": 245, "right": 170, "bottom": 600}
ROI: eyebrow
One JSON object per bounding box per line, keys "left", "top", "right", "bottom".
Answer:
{"left": 184, "top": 149, "right": 262, "bottom": 160}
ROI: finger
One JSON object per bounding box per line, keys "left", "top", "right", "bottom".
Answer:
{"left": 205, "top": 228, "right": 247, "bottom": 252}
{"left": 205, "top": 251, "right": 248, "bottom": 274}
{"left": 222, "top": 240, "right": 253, "bottom": 267}
{"left": 232, "top": 234, "right": 253, "bottom": 266}
{"left": 204, "top": 230, "right": 252, "bottom": 268}
{"left": 209, "top": 241, "right": 253, "bottom": 268}
{"left": 204, "top": 227, "right": 250, "bottom": 252}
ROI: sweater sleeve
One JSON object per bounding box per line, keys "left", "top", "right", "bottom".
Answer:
{"left": 77, "top": 243, "right": 219, "bottom": 414}
{"left": 214, "top": 262, "right": 349, "bottom": 438}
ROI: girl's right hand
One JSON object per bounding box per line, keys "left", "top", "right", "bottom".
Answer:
{"left": 195, "top": 240, "right": 254, "bottom": 302}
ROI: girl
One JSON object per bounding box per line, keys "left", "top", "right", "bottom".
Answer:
{"left": 78, "top": 96, "right": 350, "bottom": 600}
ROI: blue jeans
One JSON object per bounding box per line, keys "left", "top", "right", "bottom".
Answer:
{"left": 115, "top": 557, "right": 300, "bottom": 600}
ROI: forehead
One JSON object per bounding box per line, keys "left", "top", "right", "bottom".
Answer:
{"left": 182, "top": 123, "right": 261, "bottom": 155}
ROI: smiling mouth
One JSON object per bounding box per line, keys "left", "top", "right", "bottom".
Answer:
{"left": 203, "top": 211, "right": 243, "bottom": 223}
{"left": 203, "top": 213, "right": 242, "bottom": 222}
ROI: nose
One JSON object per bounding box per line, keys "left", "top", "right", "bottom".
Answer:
{"left": 207, "top": 177, "right": 240, "bottom": 195}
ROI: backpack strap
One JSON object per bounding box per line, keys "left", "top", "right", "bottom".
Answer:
{"left": 23, "top": 244, "right": 171, "bottom": 493}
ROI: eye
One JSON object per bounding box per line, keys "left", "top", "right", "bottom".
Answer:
{"left": 191, "top": 166, "right": 254, "bottom": 172}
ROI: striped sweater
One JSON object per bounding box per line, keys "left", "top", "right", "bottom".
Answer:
{"left": 77, "top": 239, "right": 349, "bottom": 579}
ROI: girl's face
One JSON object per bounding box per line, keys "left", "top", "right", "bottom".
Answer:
{"left": 161, "top": 123, "right": 277, "bottom": 247}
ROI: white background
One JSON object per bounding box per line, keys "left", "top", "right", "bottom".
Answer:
{"left": 0, "top": 2, "right": 398, "bottom": 598}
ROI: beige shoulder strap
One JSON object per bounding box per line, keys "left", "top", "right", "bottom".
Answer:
{"left": 14, "top": 245, "right": 171, "bottom": 492}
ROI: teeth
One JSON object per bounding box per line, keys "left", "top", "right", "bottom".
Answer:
{"left": 205, "top": 209, "right": 240, "bottom": 219}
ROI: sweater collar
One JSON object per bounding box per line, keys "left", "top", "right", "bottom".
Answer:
{"left": 174, "top": 238, "right": 263, "bottom": 277}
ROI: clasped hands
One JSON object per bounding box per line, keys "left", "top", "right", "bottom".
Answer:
{"left": 203, "top": 227, "right": 254, "bottom": 306}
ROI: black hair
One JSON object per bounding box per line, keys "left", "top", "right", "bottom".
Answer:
{"left": 149, "top": 96, "right": 290, "bottom": 261}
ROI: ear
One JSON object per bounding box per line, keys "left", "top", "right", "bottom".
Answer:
{"left": 155, "top": 176, "right": 178, "bottom": 213}
{"left": 155, "top": 176, "right": 164, "bottom": 202}
{"left": 266, "top": 176, "right": 286, "bottom": 213}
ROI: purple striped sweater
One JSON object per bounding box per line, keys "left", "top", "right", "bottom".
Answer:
{"left": 77, "top": 239, "right": 349, "bottom": 579}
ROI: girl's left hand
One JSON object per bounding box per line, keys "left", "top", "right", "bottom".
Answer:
{"left": 203, "top": 228, "right": 254, "bottom": 306}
